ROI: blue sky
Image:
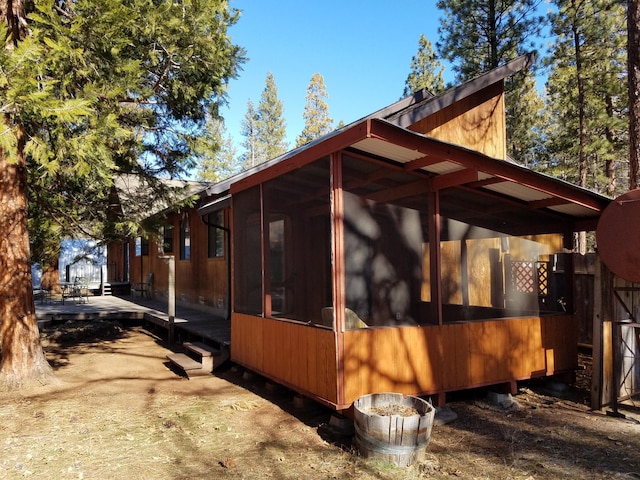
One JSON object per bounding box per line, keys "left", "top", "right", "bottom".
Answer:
{"left": 222, "top": 1, "right": 453, "bottom": 148}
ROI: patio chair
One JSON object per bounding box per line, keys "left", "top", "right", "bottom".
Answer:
{"left": 61, "top": 277, "right": 89, "bottom": 304}
{"left": 33, "top": 285, "right": 52, "bottom": 304}
{"left": 131, "top": 273, "right": 153, "bottom": 298}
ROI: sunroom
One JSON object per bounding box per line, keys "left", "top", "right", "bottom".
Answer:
{"left": 202, "top": 115, "right": 609, "bottom": 410}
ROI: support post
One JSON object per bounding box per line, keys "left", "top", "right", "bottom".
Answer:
{"left": 160, "top": 255, "right": 176, "bottom": 345}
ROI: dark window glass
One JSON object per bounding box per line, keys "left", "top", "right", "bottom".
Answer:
{"left": 163, "top": 225, "right": 174, "bottom": 253}
{"left": 207, "top": 210, "right": 225, "bottom": 258}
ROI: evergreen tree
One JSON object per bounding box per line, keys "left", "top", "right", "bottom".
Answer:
{"left": 240, "top": 73, "right": 288, "bottom": 168}
{"left": 436, "top": 0, "right": 545, "bottom": 164}
{"left": 506, "top": 73, "right": 544, "bottom": 166}
{"left": 403, "top": 34, "right": 446, "bottom": 96}
{"left": 545, "top": 0, "right": 627, "bottom": 196}
{"left": 194, "top": 118, "right": 239, "bottom": 182}
{"left": 436, "top": 0, "right": 543, "bottom": 79}
{"left": 240, "top": 99, "right": 264, "bottom": 169}
{"left": 256, "top": 72, "right": 288, "bottom": 162}
{"left": 0, "top": 0, "right": 244, "bottom": 388}
{"left": 629, "top": 0, "right": 640, "bottom": 189}
{"left": 296, "top": 73, "right": 334, "bottom": 147}
{"left": 544, "top": 0, "right": 626, "bottom": 253}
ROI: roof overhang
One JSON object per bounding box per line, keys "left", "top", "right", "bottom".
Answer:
{"left": 115, "top": 174, "right": 208, "bottom": 221}
{"left": 200, "top": 117, "right": 610, "bottom": 235}
{"left": 198, "top": 194, "right": 231, "bottom": 216}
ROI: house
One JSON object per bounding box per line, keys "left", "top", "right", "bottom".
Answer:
{"left": 112, "top": 54, "right": 612, "bottom": 410}
{"left": 107, "top": 175, "right": 230, "bottom": 314}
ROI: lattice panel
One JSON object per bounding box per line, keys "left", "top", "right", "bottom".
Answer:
{"left": 511, "top": 261, "right": 535, "bottom": 294}
{"left": 537, "top": 262, "right": 549, "bottom": 296}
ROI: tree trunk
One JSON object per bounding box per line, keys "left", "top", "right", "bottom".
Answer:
{"left": 41, "top": 259, "right": 61, "bottom": 293}
{"left": 572, "top": 0, "right": 588, "bottom": 254}
{"left": 629, "top": 0, "right": 640, "bottom": 189}
{"left": 0, "top": 123, "right": 54, "bottom": 389}
{"left": 604, "top": 95, "right": 617, "bottom": 196}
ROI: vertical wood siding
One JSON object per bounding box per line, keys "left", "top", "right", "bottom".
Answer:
{"left": 123, "top": 208, "right": 229, "bottom": 312}
{"left": 342, "top": 315, "right": 577, "bottom": 406}
{"left": 231, "top": 313, "right": 576, "bottom": 409}
{"left": 231, "top": 313, "right": 338, "bottom": 405}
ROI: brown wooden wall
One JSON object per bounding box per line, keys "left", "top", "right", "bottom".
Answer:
{"left": 124, "top": 207, "right": 229, "bottom": 313}
{"left": 231, "top": 312, "right": 576, "bottom": 409}
{"left": 342, "top": 315, "right": 576, "bottom": 406}
{"left": 409, "top": 81, "right": 506, "bottom": 160}
{"left": 231, "top": 313, "right": 339, "bottom": 406}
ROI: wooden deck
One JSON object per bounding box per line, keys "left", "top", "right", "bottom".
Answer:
{"left": 35, "top": 295, "right": 231, "bottom": 348}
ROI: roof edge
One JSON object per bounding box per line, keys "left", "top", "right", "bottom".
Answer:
{"left": 387, "top": 52, "right": 536, "bottom": 129}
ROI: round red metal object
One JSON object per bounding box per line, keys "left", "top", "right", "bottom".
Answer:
{"left": 596, "top": 189, "right": 640, "bottom": 282}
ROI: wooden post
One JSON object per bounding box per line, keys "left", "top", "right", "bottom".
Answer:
{"left": 427, "top": 190, "right": 442, "bottom": 325}
{"left": 331, "top": 151, "right": 346, "bottom": 406}
{"left": 591, "top": 254, "right": 612, "bottom": 409}
{"left": 160, "top": 255, "right": 176, "bottom": 345}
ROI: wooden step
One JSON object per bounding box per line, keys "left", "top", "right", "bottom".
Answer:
{"left": 183, "top": 341, "right": 230, "bottom": 372}
{"left": 166, "top": 352, "right": 206, "bottom": 374}
{"left": 183, "top": 341, "right": 215, "bottom": 357}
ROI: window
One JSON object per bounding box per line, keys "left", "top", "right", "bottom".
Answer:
{"left": 179, "top": 213, "right": 190, "bottom": 260}
{"left": 135, "top": 237, "right": 149, "bottom": 256}
{"left": 207, "top": 210, "right": 225, "bottom": 258}
{"left": 162, "top": 224, "right": 174, "bottom": 253}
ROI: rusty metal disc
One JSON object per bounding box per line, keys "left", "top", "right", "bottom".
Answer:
{"left": 596, "top": 189, "right": 640, "bottom": 282}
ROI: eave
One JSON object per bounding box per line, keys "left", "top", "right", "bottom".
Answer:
{"left": 199, "top": 118, "right": 610, "bottom": 236}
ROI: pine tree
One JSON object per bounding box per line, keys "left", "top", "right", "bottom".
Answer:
{"left": 506, "top": 73, "right": 544, "bottom": 166}
{"left": 545, "top": 0, "right": 627, "bottom": 252}
{"left": 403, "top": 34, "right": 446, "bottom": 96}
{"left": 629, "top": 0, "right": 640, "bottom": 189}
{"left": 256, "top": 72, "right": 288, "bottom": 162}
{"left": 194, "top": 118, "right": 239, "bottom": 182}
{"left": 545, "top": 0, "right": 627, "bottom": 196}
{"left": 0, "top": 0, "right": 244, "bottom": 388}
{"left": 437, "top": 0, "right": 543, "bottom": 79}
{"left": 296, "top": 73, "right": 334, "bottom": 147}
{"left": 436, "top": 0, "right": 545, "bottom": 164}
{"left": 240, "top": 99, "right": 264, "bottom": 169}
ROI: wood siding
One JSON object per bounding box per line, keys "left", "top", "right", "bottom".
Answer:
{"left": 126, "top": 208, "right": 229, "bottom": 314}
{"left": 231, "top": 313, "right": 339, "bottom": 406}
{"left": 341, "top": 314, "right": 577, "bottom": 407}
{"left": 409, "top": 81, "right": 507, "bottom": 160}
{"left": 231, "top": 313, "right": 576, "bottom": 409}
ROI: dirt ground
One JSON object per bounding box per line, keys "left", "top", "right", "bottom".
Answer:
{"left": 1, "top": 319, "right": 639, "bottom": 480}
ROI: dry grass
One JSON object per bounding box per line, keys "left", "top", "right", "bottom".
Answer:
{"left": 1, "top": 320, "right": 639, "bottom": 479}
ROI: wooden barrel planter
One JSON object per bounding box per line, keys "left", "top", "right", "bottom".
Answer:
{"left": 353, "top": 392, "right": 436, "bottom": 467}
